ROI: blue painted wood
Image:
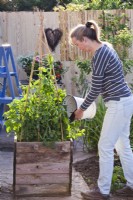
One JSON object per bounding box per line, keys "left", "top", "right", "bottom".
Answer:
{"left": 0, "top": 44, "right": 22, "bottom": 125}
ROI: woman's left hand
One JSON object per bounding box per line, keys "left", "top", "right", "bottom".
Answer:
{"left": 74, "top": 108, "right": 84, "bottom": 120}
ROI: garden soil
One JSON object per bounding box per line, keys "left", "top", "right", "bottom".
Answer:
{"left": 73, "top": 155, "right": 99, "bottom": 190}
{"left": 73, "top": 155, "right": 133, "bottom": 200}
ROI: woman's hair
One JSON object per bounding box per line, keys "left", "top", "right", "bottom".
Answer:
{"left": 69, "top": 20, "right": 101, "bottom": 44}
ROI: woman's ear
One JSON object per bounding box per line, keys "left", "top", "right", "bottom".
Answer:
{"left": 83, "top": 36, "right": 88, "bottom": 42}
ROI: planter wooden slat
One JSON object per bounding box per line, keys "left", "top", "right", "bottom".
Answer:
{"left": 16, "top": 141, "right": 71, "bottom": 153}
{"left": 14, "top": 141, "right": 72, "bottom": 197}
{"left": 16, "top": 152, "right": 71, "bottom": 164}
{"left": 16, "top": 174, "right": 69, "bottom": 184}
{"left": 16, "top": 162, "right": 70, "bottom": 174}
{"left": 15, "top": 183, "right": 70, "bottom": 197}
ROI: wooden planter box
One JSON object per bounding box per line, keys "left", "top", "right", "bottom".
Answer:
{"left": 13, "top": 141, "right": 73, "bottom": 198}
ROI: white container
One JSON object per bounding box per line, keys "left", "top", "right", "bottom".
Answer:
{"left": 63, "top": 95, "right": 96, "bottom": 120}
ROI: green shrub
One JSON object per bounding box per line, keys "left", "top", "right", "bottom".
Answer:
{"left": 81, "top": 97, "right": 106, "bottom": 151}
{"left": 4, "top": 54, "right": 84, "bottom": 144}
{"left": 111, "top": 164, "right": 126, "bottom": 192}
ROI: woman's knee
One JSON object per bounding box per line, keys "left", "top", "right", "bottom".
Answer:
{"left": 98, "top": 138, "right": 114, "bottom": 159}
{"left": 115, "top": 142, "right": 132, "bottom": 157}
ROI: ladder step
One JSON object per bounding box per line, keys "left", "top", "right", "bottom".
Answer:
{"left": 0, "top": 72, "right": 16, "bottom": 78}
{"left": 0, "top": 66, "right": 6, "bottom": 73}
{"left": 0, "top": 97, "right": 13, "bottom": 104}
{"left": 10, "top": 72, "right": 16, "bottom": 76}
{"left": 0, "top": 96, "right": 21, "bottom": 104}
{"left": 0, "top": 73, "right": 7, "bottom": 78}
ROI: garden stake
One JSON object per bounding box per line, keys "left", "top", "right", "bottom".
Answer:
{"left": 20, "top": 11, "right": 64, "bottom": 142}
{"left": 20, "top": 12, "right": 45, "bottom": 141}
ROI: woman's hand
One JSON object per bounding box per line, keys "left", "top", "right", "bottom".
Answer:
{"left": 74, "top": 108, "right": 84, "bottom": 120}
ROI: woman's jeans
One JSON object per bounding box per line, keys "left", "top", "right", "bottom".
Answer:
{"left": 98, "top": 95, "right": 133, "bottom": 194}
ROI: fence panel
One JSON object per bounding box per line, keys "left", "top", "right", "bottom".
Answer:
{"left": 0, "top": 10, "right": 133, "bottom": 94}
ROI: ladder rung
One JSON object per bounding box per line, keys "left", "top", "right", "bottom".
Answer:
{"left": 0, "top": 96, "right": 21, "bottom": 104}
{"left": 0, "top": 73, "right": 7, "bottom": 78}
{"left": 2, "top": 43, "right": 11, "bottom": 47}
{"left": 10, "top": 72, "right": 16, "bottom": 76}
{"left": 0, "top": 72, "right": 16, "bottom": 78}
{"left": 0, "top": 66, "right": 6, "bottom": 73}
{"left": 0, "top": 97, "right": 13, "bottom": 104}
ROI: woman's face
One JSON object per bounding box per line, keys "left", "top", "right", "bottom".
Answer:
{"left": 71, "top": 37, "right": 91, "bottom": 52}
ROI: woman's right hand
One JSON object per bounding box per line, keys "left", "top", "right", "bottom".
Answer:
{"left": 74, "top": 108, "right": 84, "bottom": 120}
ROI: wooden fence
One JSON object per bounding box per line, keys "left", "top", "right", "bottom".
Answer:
{"left": 0, "top": 10, "right": 133, "bottom": 61}
{"left": 0, "top": 10, "right": 133, "bottom": 95}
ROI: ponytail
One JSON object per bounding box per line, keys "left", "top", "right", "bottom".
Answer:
{"left": 69, "top": 20, "right": 101, "bottom": 44}
{"left": 86, "top": 20, "right": 101, "bottom": 43}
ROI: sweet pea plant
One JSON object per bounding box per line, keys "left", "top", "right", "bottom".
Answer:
{"left": 5, "top": 54, "right": 84, "bottom": 144}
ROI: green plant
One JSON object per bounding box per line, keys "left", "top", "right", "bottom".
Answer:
{"left": 111, "top": 163, "right": 126, "bottom": 192}
{"left": 71, "top": 61, "right": 106, "bottom": 152}
{"left": 18, "top": 54, "right": 39, "bottom": 78}
{"left": 129, "top": 82, "right": 133, "bottom": 150}
{"left": 87, "top": 0, "right": 133, "bottom": 10}
{"left": 53, "top": 0, "right": 133, "bottom": 11}
{"left": 72, "top": 60, "right": 92, "bottom": 97}
{"left": 54, "top": 2, "right": 88, "bottom": 11}
{"left": 130, "top": 116, "right": 133, "bottom": 150}
{"left": 18, "top": 54, "right": 64, "bottom": 83}
{"left": 4, "top": 54, "right": 83, "bottom": 144}
{"left": 1, "top": 0, "right": 133, "bottom": 12}
{"left": 81, "top": 97, "right": 106, "bottom": 151}
{"left": 99, "top": 11, "right": 133, "bottom": 75}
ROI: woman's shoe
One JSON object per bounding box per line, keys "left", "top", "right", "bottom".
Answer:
{"left": 81, "top": 188, "right": 110, "bottom": 200}
{"left": 115, "top": 186, "right": 133, "bottom": 197}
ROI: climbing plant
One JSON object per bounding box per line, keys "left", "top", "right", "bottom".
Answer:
{"left": 99, "top": 11, "right": 133, "bottom": 75}
{"left": 4, "top": 54, "right": 84, "bottom": 144}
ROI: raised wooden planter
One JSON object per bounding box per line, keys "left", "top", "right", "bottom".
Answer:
{"left": 13, "top": 141, "right": 73, "bottom": 198}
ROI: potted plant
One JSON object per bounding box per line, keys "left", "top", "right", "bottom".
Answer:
{"left": 18, "top": 54, "right": 64, "bottom": 84}
{"left": 4, "top": 54, "right": 84, "bottom": 198}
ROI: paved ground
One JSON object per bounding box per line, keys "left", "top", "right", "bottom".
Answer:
{"left": 0, "top": 129, "right": 132, "bottom": 200}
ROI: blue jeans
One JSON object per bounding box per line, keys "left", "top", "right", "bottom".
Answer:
{"left": 98, "top": 95, "right": 133, "bottom": 194}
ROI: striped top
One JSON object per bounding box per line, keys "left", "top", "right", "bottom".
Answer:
{"left": 80, "top": 44, "right": 132, "bottom": 111}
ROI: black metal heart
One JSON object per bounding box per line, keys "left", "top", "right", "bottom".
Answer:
{"left": 45, "top": 28, "right": 63, "bottom": 52}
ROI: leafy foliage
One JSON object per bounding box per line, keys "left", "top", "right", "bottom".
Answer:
{"left": 99, "top": 12, "right": 133, "bottom": 75}
{"left": 35, "top": 0, "right": 57, "bottom": 11}
{"left": 54, "top": 0, "right": 133, "bottom": 11}
{"left": 14, "top": 0, "right": 37, "bottom": 11}
{"left": 129, "top": 85, "right": 133, "bottom": 150}
{"left": 111, "top": 163, "right": 126, "bottom": 191}
{"left": 0, "top": 0, "right": 133, "bottom": 11}
{"left": 54, "top": 3, "right": 88, "bottom": 11}
{"left": 18, "top": 54, "right": 64, "bottom": 83}
{"left": 72, "top": 60, "right": 92, "bottom": 97}
{"left": 0, "top": 0, "right": 57, "bottom": 11}
{"left": 76, "top": 60, "right": 92, "bottom": 75}
{"left": 81, "top": 97, "right": 106, "bottom": 151}
{"left": 86, "top": 0, "right": 133, "bottom": 10}
{"left": 130, "top": 116, "right": 133, "bottom": 150}
{"left": 4, "top": 54, "right": 84, "bottom": 143}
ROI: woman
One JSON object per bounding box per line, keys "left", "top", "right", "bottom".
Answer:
{"left": 69, "top": 20, "right": 133, "bottom": 200}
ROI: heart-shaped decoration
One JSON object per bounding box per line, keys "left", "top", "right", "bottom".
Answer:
{"left": 45, "top": 28, "right": 63, "bottom": 52}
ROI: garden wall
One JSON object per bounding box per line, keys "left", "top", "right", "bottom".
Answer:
{"left": 0, "top": 10, "right": 133, "bottom": 95}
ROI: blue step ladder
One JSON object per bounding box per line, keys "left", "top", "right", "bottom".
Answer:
{"left": 0, "top": 44, "right": 22, "bottom": 126}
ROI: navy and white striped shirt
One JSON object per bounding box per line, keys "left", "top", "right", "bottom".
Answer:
{"left": 80, "top": 44, "right": 132, "bottom": 111}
